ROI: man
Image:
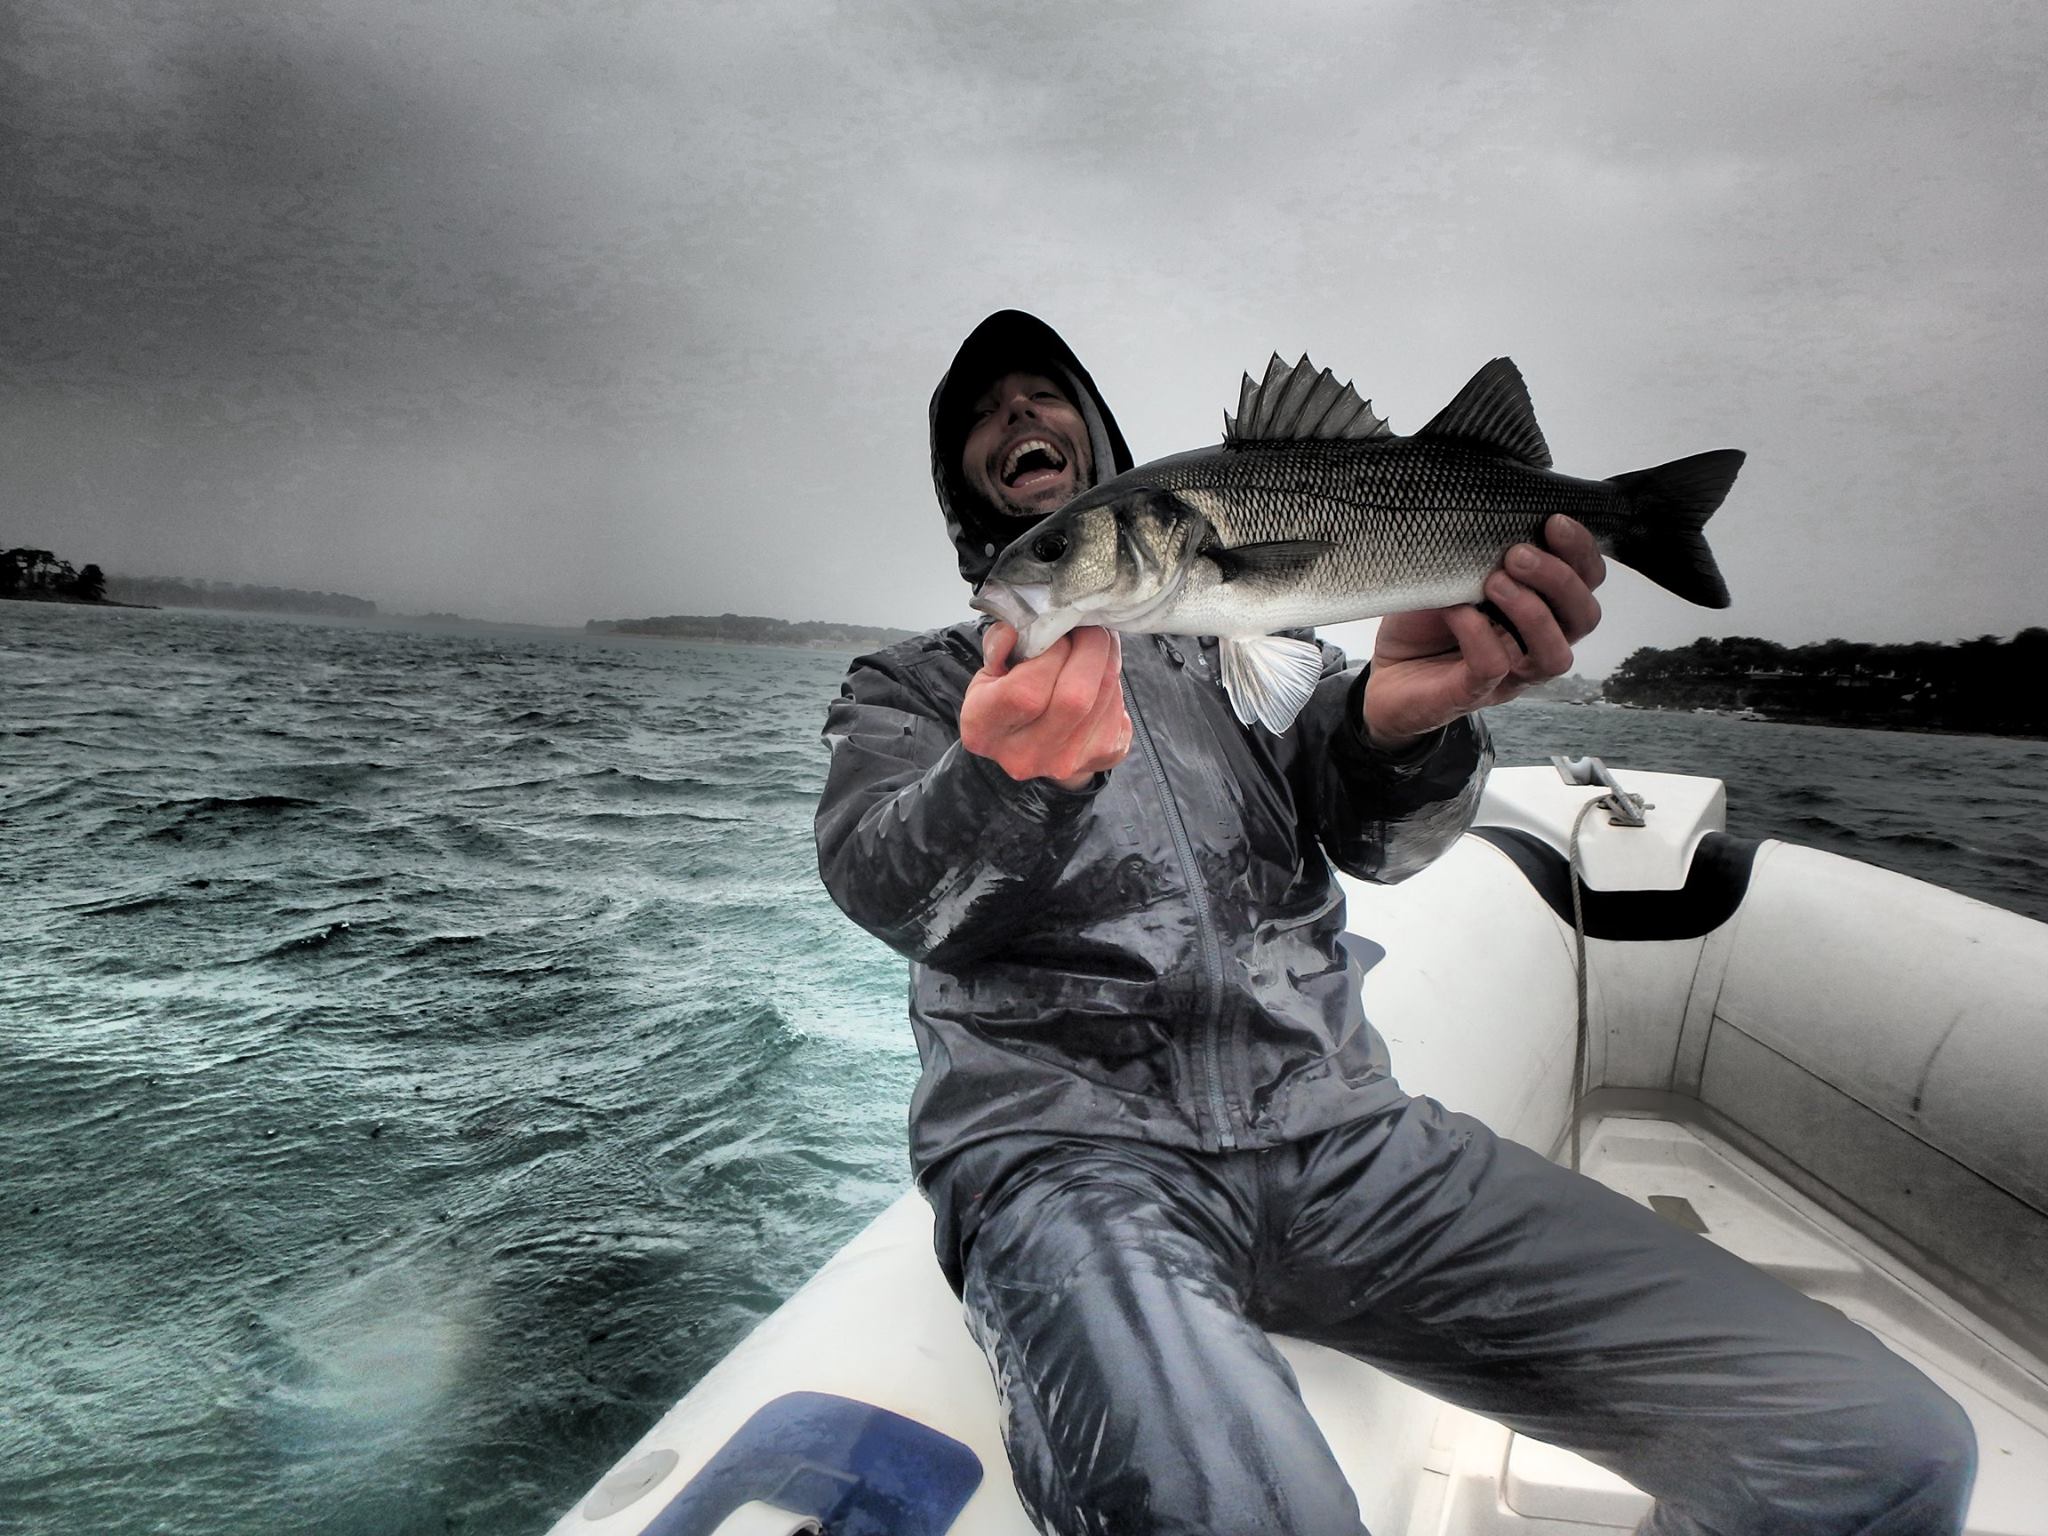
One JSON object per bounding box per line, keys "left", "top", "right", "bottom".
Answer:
{"left": 816, "top": 310, "right": 1974, "bottom": 1535}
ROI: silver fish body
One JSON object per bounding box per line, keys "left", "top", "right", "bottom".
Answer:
{"left": 972, "top": 354, "right": 1741, "bottom": 732}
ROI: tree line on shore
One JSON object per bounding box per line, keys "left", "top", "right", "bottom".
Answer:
{"left": 1606, "top": 630, "right": 2048, "bottom": 736}
{"left": 587, "top": 611, "right": 915, "bottom": 647}
{"left": 107, "top": 574, "right": 378, "bottom": 617}
{"left": 3, "top": 545, "right": 379, "bottom": 616}
{"left": 2, "top": 547, "right": 107, "bottom": 601}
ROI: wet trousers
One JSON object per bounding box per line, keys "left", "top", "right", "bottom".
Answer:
{"left": 935, "top": 1095, "right": 1977, "bottom": 1536}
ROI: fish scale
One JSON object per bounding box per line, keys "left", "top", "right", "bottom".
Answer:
{"left": 973, "top": 354, "right": 1741, "bottom": 732}
{"left": 1152, "top": 438, "right": 1635, "bottom": 634}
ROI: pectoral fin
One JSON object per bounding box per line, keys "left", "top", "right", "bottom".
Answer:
{"left": 1219, "top": 633, "right": 1325, "bottom": 733}
{"left": 1205, "top": 539, "right": 1332, "bottom": 585}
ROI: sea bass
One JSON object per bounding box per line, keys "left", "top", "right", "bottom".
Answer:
{"left": 970, "top": 354, "right": 1740, "bottom": 733}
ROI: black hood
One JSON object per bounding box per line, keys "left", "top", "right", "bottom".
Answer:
{"left": 929, "top": 310, "right": 1134, "bottom": 586}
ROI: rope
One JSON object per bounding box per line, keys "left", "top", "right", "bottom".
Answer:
{"left": 1556, "top": 786, "right": 1654, "bottom": 1171}
{"left": 1566, "top": 795, "right": 1602, "bottom": 1172}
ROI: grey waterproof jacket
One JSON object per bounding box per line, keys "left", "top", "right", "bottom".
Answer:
{"left": 815, "top": 312, "right": 1491, "bottom": 1176}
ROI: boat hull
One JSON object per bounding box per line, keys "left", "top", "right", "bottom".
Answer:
{"left": 548, "top": 766, "right": 2048, "bottom": 1536}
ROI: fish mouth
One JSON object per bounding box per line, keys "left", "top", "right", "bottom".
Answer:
{"left": 969, "top": 579, "right": 1049, "bottom": 633}
{"left": 970, "top": 580, "right": 1080, "bottom": 658}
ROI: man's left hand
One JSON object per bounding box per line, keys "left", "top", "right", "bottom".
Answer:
{"left": 1363, "top": 514, "right": 1606, "bottom": 751}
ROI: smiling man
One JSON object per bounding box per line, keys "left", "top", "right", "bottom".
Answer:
{"left": 815, "top": 309, "right": 1976, "bottom": 1536}
{"left": 961, "top": 371, "right": 1094, "bottom": 515}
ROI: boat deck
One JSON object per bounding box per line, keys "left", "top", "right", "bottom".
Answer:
{"left": 552, "top": 1103, "right": 2048, "bottom": 1536}
{"left": 1402, "top": 1109, "right": 2048, "bottom": 1535}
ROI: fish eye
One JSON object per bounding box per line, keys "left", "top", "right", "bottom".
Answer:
{"left": 1031, "top": 530, "right": 1069, "bottom": 563}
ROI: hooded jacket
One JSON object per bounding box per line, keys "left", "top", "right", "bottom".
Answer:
{"left": 816, "top": 310, "right": 1491, "bottom": 1179}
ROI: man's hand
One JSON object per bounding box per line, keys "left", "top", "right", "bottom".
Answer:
{"left": 961, "top": 623, "right": 1131, "bottom": 791}
{"left": 1364, "top": 514, "right": 1607, "bottom": 751}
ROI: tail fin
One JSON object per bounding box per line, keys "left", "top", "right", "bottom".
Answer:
{"left": 1605, "top": 448, "right": 1742, "bottom": 609}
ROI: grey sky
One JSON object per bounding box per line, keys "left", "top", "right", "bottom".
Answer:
{"left": 5, "top": 0, "right": 2043, "bottom": 675}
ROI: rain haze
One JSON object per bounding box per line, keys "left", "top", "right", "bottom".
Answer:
{"left": 5, "top": 0, "right": 2044, "bottom": 677}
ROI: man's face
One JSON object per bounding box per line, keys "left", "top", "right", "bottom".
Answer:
{"left": 961, "top": 371, "right": 1095, "bottom": 519}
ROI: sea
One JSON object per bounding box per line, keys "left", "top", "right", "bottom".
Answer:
{"left": 3, "top": 602, "right": 2044, "bottom": 1535}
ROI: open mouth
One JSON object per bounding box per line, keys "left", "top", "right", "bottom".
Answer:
{"left": 1000, "top": 438, "right": 1070, "bottom": 488}
{"left": 969, "top": 579, "right": 1051, "bottom": 632}
{"left": 970, "top": 579, "right": 1069, "bottom": 656}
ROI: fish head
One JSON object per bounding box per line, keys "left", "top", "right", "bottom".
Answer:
{"left": 971, "top": 488, "right": 1206, "bottom": 659}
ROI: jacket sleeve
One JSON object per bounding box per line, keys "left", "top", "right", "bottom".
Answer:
{"left": 814, "top": 638, "right": 1102, "bottom": 969}
{"left": 1285, "top": 639, "right": 1495, "bottom": 885}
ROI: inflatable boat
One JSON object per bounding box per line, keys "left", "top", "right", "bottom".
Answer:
{"left": 546, "top": 760, "right": 2048, "bottom": 1536}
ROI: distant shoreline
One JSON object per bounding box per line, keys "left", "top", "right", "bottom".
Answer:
{"left": 3, "top": 593, "right": 910, "bottom": 650}
{"left": 586, "top": 613, "right": 917, "bottom": 649}
{"left": 0, "top": 590, "right": 153, "bottom": 610}
{"left": 11, "top": 592, "right": 2042, "bottom": 736}
{"left": 1606, "top": 633, "right": 2046, "bottom": 742}
{"left": 1605, "top": 699, "right": 2045, "bottom": 744}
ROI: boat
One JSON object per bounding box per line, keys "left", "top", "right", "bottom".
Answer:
{"left": 545, "top": 759, "right": 2048, "bottom": 1536}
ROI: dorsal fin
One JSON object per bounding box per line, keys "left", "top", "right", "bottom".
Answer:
{"left": 1223, "top": 354, "right": 1393, "bottom": 444}
{"left": 1415, "top": 357, "right": 1552, "bottom": 467}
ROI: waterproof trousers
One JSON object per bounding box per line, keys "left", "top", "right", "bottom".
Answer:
{"left": 937, "top": 1095, "right": 1977, "bottom": 1536}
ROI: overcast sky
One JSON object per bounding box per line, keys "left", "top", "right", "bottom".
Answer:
{"left": 5, "top": 0, "right": 2043, "bottom": 674}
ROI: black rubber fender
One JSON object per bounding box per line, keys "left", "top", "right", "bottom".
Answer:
{"left": 1469, "top": 827, "right": 1761, "bottom": 942}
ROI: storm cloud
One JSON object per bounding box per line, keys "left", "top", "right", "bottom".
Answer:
{"left": 4, "top": 0, "right": 2044, "bottom": 674}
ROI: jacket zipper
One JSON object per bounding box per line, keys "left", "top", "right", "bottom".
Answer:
{"left": 1123, "top": 668, "right": 1237, "bottom": 1151}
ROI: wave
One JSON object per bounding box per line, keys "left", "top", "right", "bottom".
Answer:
{"left": 62, "top": 890, "right": 177, "bottom": 918}
{"left": 1772, "top": 784, "right": 1841, "bottom": 808}
{"left": 0, "top": 777, "right": 134, "bottom": 817}
{"left": 571, "top": 766, "right": 726, "bottom": 800}
{"left": 242, "top": 918, "right": 379, "bottom": 962}
{"left": 1868, "top": 829, "right": 1971, "bottom": 855}
{"left": 153, "top": 794, "right": 323, "bottom": 815}
{"left": 399, "top": 932, "right": 489, "bottom": 955}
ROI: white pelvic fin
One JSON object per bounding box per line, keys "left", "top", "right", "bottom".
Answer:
{"left": 1219, "top": 633, "right": 1325, "bottom": 733}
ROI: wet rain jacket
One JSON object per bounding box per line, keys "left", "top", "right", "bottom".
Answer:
{"left": 815, "top": 311, "right": 1492, "bottom": 1180}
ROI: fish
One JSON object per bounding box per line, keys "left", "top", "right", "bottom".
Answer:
{"left": 970, "top": 353, "right": 1741, "bottom": 734}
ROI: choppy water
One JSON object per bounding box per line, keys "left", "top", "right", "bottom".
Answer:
{"left": 3, "top": 603, "right": 2043, "bottom": 1535}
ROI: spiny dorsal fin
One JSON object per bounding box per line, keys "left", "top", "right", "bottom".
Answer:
{"left": 1415, "top": 357, "right": 1552, "bottom": 467}
{"left": 1223, "top": 354, "right": 1393, "bottom": 444}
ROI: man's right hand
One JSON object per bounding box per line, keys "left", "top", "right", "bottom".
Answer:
{"left": 961, "top": 623, "right": 1131, "bottom": 791}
